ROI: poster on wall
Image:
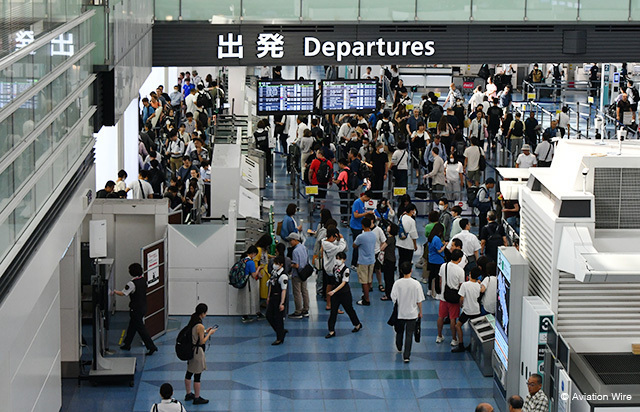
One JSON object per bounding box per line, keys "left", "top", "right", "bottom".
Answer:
{"left": 146, "top": 249, "right": 160, "bottom": 287}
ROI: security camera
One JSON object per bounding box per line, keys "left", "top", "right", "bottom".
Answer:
{"left": 582, "top": 168, "right": 589, "bottom": 176}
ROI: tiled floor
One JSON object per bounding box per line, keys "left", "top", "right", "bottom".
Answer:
{"left": 62, "top": 149, "right": 494, "bottom": 412}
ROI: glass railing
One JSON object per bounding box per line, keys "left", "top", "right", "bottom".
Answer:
{"left": 153, "top": 0, "right": 638, "bottom": 22}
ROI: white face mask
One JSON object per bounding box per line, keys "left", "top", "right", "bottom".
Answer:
{"left": 438, "top": 205, "right": 445, "bottom": 211}
{"left": 336, "top": 259, "right": 344, "bottom": 266}
{"left": 378, "top": 148, "right": 384, "bottom": 153}
{"left": 273, "top": 264, "right": 282, "bottom": 271}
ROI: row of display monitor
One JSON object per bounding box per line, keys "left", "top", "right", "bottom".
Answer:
{"left": 257, "top": 79, "right": 378, "bottom": 116}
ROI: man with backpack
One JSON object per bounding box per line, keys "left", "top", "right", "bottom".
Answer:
{"left": 486, "top": 99, "right": 503, "bottom": 151}
{"left": 427, "top": 95, "right": 444, "bottom": 133}
{"left": 308, "top": 148, "right": 333, "bottom": 199}
{"left": 507, "top": 112, "right": 525, "bottom": 160}
{"left": 335, "top": 158, "right": 357, "bottom": 226}
{"left": 150, "top": 383, "right": 187, "bottom": 412}
{"left": 196, "top": 84, "right": 213, "bottom": 122}
{"left": 625, "top": 80, "right": 639, "bottom": 125}
{"left": 376, "top": 110, "right": 395, "bottom": 149}
{"left": 480, "top": 211, "right": 507, "bottom": 263}
{"left": 548, "top": 63, "right": 564, "bottom": 97}
{"left": 474, "top": 177, "right": 496, "bottom": 234}
{"left": 435, "top": 249, "right": 465, "bottom": 346}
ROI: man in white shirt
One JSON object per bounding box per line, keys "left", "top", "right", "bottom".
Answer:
{"left": 295, "top": 115, "right": 309, "bottom": 144}
{"left": 126, "top": 170, "right": 154, "bottom": 199}
{"left": 165, "top": 130, "right": 185, "bottom": 174}
{"left": 436, "top": 250, "right": 465, "bottom": 346}
{"left": 390, "top": 262, "right": 425, "bottom": 363}
{"left": 463, "top": 139, "right": 484, "bottom": 187}
{"left": 534, "top": 134, "right": 554, "bottom": 167}
{"left": 452, "top": 267, "right": 482, "bottom": 352}
{"left": 449, "top": 218, "right": 481, "bottom": 272}
{"left": 371, "top": 219, "right": 388, "bottom": 295}
{"left": 185, "top": 88, "right": 198, "bottom": 117}
{"left": 468, "top": 86, "right": 485, "bottom": 112}
{"left": 396, "top": 204, "right": 419, "bottom": 270}
{"left": 515, "top": 144, "right": 537, "bottom": 168}
{"left": 481, "top": 272, "right": 497, "bottom": 315}
{"left": 150, "top": 383, "right": 187, "bottom": 412}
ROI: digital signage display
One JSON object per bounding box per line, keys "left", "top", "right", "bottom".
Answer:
{"left": 321, "top": 79, "right": 378, "bottom": 113}
{"left": 257, "top": 80, "right": 315, "bottom": 115}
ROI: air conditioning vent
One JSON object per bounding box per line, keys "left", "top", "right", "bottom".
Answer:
{"left": 594, "top": 25, "right": 640, "bottom": 32}
{"left": 489, "top": 25, "right": 554, "bottom": 33}
{"left": 593, "top": 168, "right": 640, "bottom": 229}
{"left": 520, "top": 196, "right": 554, "bottom": 306}
{"left": 378, "top": 25, "right": 447, "bottom": 33}
{"left": 263, "top": 25, "right": 334, "bottom": 33}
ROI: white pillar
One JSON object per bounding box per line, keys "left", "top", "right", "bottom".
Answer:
{"left": 227, "top": 67, "right": 248, "bottom": 115}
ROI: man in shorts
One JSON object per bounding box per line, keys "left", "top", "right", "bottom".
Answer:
{"left": 452, "top": 267, "right": 483, "bottom": 352}
{"left": 353, "top": 217, "right": 377, "bottom": 306}
{"left": 436, "top": 250, "right": 465, "bottom": 346}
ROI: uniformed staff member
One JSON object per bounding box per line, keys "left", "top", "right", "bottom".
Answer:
{"left": 113, "top": 263, "right": 158, "bottom": 355}
{"left": 266, "top": 255, "right": 288, "bottom": 345}
{"left": 150, "top": 383, "right": 187, "bottom": 412}
{"left": 325, "top": 251, "right": 363, "bottom": 339}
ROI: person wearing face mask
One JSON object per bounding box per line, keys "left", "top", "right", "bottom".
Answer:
{"left": 396, "top": 204, "right": 419, "bottom": 270}
{"left": 266, "top": 255, "right": 289, "bottom": 345}
{"left": 326, "top": 251, "right": 363, "bottom": 339}
{"left": 374, "top": 197, "right": 394, "bottom": 232}
{"left": 445, "top": 155, "right": 464, "bottom": 201}
{"left": 438, "top": 198, "right": 453, "bottom": 242}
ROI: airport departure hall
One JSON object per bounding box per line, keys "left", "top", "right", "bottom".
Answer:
{"left": 3, "top": 1, "right": 640, "bottom": 412}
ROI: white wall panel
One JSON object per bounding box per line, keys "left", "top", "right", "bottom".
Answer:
{"left": 0, "top": 167, "right": 94, "bottom": 412}
{"left": 94, "top": 125, "right": 119, "bottom": 191}
{"left": 123, "top": 98, "right": 141, "bottom": 188}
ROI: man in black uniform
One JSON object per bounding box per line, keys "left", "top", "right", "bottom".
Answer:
{"left": 266, "top": 255, "right": 288, "bottom": 346}
{"left": 114, "top": 263, "right": 158, "bottom": 355}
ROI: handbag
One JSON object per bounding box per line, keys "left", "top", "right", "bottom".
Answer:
{"left": 414, "top": 317, "right": 422, "bottom": 343}
{"left": 297, "top": 263, "right": 314, "bottom": 281}
{"left": 377, "top": 251, "right": 385, "bottom": 264}
{"left": 443, "top": 263, "right": 461, "bottom": 304}
{"left": 387, "top": 303, "right": 398, "bottom": 326}
{"left": 276, "top": 221, "right": 283, "bottom": 236}
{"left": 415, "top": 182, "right": 429, "bottom": 199}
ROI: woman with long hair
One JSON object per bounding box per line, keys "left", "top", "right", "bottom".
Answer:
{"left": 184, "top": 303, "right": 217, "bottom": 405}
{"left": 427, "top": 223, "right": 447, "bottom": 298}
{"left": 255, "top": 234, "right": 273, "bottom": 301}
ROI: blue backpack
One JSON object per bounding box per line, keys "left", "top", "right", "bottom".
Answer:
{"left": 398, "top": 215, "right": 408, "bottom": 240}
{"left": 229, "top": 257, "right": 251, "bottom": 289}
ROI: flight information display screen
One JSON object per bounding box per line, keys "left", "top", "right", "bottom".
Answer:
{"left": 257, "top": 80, "right": 315, "bottom": 115}
{"left": 321, "top": 80, "right": 378, "bottom": 113}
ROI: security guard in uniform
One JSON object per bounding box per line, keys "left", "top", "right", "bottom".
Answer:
{"left": 150, "top": 383, "right": 186, "bottom": 412}
{"left": 114, "top": 263, "right": 158, "bottom": 355}
{"left": 265, "top": 255, "right": 288, "bottom": 346}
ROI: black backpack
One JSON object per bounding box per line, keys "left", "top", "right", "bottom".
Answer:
{"left": 429, "top": 105, "right": 444, "bottom": 123}
{"left": 631, "top": 87, "right": 640, "bottom": 102}
{"left": 344, "top": 167, "right": 359, "bottom": 191}
{"left": 421, "top": 100, "right": 433, "bottom": 118}
{"left": 358, "top": 161, "right": 371, "bottom": 181}
{"left": 380, "top": 120, "right": 392, "bottom": 137}
{"left": 197, "top": 91, "right": 212, "bottom": 109}
{"left": 316, "top": 159, "right": 331, "bottom": 184}
{"left": 553, "top": 64, "right": 562, "bottom": 79}
{"left": 455, "top": 139, "right": 467, "bottom": 158}
{"left": 175, "top": 324, "right": 196, "bottom": 361}
{"left": 484, "top": 222, "right": 503, "bottom": 258}
{"left": 512, "top": 120, "right": 524, "bottom": 136}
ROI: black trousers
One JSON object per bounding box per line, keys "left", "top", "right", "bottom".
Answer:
{"left": 266, "top": 298, "right": 286, "bottom": 341}
{"left": 397, "top": 247, "right": 414, "bottom": 272}
{"left": 395, "top": 318, "right": 417, "bottom": 359}
{"left": 123, "top": 309, "right": 156, "bottom": 350}
{"left": 428, "top": 262, "right": 442, "bottom": 293}
{"left": 350, "top": 228, "right": 362, "bottom": 266}
{"left": 328, "top": 289, "right": 360, "bottom": 332}
{"left": 339, "top": 191, "right": 350, "bottom": 221}
{"left": 383, "top": 259, "right": 396, "bottom": 299}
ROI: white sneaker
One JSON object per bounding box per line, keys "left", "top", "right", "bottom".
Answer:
{"left": 436, "top": 336, "right": 444, "bottom": 344}
{"left": 450, "top": 339, "right": 459, "bottom": 347}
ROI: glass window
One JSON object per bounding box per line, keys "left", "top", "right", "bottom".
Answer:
{"left": 579, "top": 0, "right": 628, "bottom": 21}
{"left": 0, "top": 117, "right": 13, "bottom": 158}
{"left": 13, "top": 189, "right": 35, "bottom": 237}
{"left": 527, "top": 0, "right": 577, "bottom": 21}
{"left": 52, "top": 110, "right": 67, "bottom": 144}
{"left": 11, "top": 106, "right": 35, "bottom": 146}
{"left": 0, "top": 215, "right": 15, "bottom": 263}
{"left": 14, "top": 144, "right": 35, "bottom": 190}
{"left": 66, "top": 98, "right": 81, "bottom": 129}
{"left": 67, "top": 130, "right": 82, "bottom": 166}
{"left": 473, "top": 0, "right": 525, "bottom": 21}
{"left": 0, "top": 164, "right": 14, "bottom": 212}
{"left": 33, "top": 42, "right": 52, "bottom": 87}
{"left": 52, "top": 146, "right": 68, "bottom": 185}
{"left": 35, "top": 165, "right": 53, "bottom": 211}
{"left": 34, "top": 83, "right": 53, "bottom": 123}
{"left": 417, "top": 0, "right": 470, "bottom": 21}
{"left": 243, "top": 0, "right": 299, "bottom": 20}
{"left": 181, "top": 0, "right": 241, "bottom": 20}
{"left": 0, "top": 66, "right": 12, "bottom": 109}
{"left": 360, "top": 0, "right": 414, "bottom": 21}
{"left": 35, "top": 127, "right": 53, "bottom": 169}
{"left": 632, "top": 0, "right": 640, "bottom": 21}
{"left": 302, "top": 0, "right": 358, "bottom": 20}
{"left": 52, "top": 71, "right": 68, "bottom": 106}
{"left": 155, "top": 0, "right": 181, "bottom": 20}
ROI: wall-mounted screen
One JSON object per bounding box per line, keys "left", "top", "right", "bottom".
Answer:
{"left": 321, "top": 79, "right": 378, "bottom": 113}
{"left": 494, "top": 248, "right": 511, "bottom": 370}
{"left": 257, "top": 80, "right": 315, "bottom": 115}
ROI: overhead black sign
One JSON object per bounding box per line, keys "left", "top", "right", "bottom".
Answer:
{"left": 153, "top": 22, "right": 640, "bottom": 66}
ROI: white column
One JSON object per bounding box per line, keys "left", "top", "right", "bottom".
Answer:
{"left": 227, "top": 67, "right": 248, "bottom": 115}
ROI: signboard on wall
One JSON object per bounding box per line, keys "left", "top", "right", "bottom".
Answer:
{"left": 142, "top": 239, "right": 167, "bottom": 339}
